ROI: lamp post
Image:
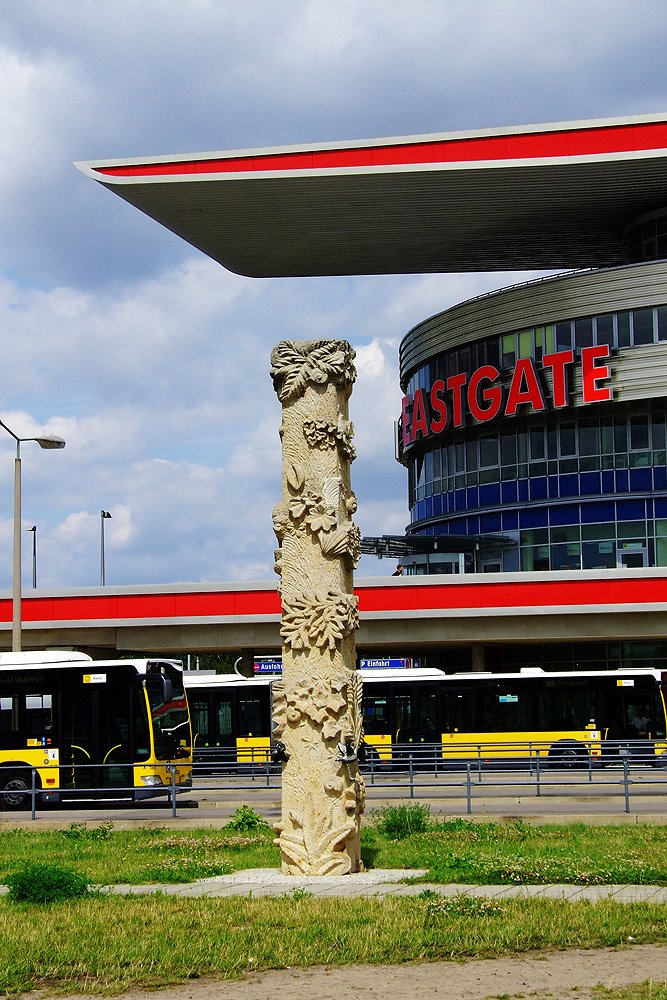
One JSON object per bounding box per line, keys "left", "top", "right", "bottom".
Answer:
{"left": 0, "top": 420, "right": 66, "bottom": 653}
{"left": 27, "top": 525, "right": 36, "bottom": 589}
{"left": 100, "top": 510, "right": 112, "bottom": 586}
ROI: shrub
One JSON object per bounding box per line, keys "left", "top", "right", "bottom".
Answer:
{"left": 6, "top": 862, "right": 90, "bottom": 904}
{"left": 224, "top": 805, "right": 269, "bottom": 834}
{"left": 376, "top": 803, "right": 431, "bottom": 840}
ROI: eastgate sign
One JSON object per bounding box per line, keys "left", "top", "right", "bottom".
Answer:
{"left": 401, "top": 346, "right": 612, "bottom": 447}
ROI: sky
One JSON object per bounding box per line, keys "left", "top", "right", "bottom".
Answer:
{"left": 1, "top": 0, "right": 666, "bottom": 591}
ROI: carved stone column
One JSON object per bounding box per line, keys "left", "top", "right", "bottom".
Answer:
{"left": 270, "top": 340, "right": 365, "bottom": 875}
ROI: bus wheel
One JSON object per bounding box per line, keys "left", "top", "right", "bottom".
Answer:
{"left": 548, "top": 741, "right": 586, "bottom": 768}
{"left": 0, "top": 771, "right": 34, "bottom": 810}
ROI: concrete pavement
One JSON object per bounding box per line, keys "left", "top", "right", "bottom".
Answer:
{"left": 92, "top": 868, "right": 667, "bottom": 900}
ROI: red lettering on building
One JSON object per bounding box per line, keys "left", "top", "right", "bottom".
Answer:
{"left": 581, "top": 345, "right": 612, "bottom": 403}
{"left": 468, "top": 365, "right": 503, "bottom": 421}
{"left": 429, "top": 380, "right": 448, "bottom": 434}
{"left": 542, "top": 350, "right": 575, "bottom": 408}
{"left": 505, "top": 358, "right": 546, "bottom": 416}
{"left": 447, "top": 373, "right": 467, "bottom": 427}
{"left": 411, "top": 388, "right": 429, "bottom": 439}
{"left": 399, "top": 348, "right": 613, "bottom": 448}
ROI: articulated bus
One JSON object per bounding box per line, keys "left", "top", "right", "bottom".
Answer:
{"left": 0, "top": 651, "right": 192, "bottom": 809}
{"left": 184, "top": 664, "right": 667, "bottom": 768}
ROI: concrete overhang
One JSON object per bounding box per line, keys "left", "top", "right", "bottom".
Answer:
{"left": 76, "top": 114, "right": 667, "bottom": 277}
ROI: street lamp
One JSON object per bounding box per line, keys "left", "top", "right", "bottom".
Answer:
{"left": 27, "top": 525, "right": 36, "bottom": 589}
{"left": 100, "top": 510, "right": 112, "bottom": 586}
{"left": 0, "top": 420, "right": 66, "bottom": 652}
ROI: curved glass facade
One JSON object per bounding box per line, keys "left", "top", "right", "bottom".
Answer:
{"left": 399, "top": 270, "right": 667, "bottom": 574}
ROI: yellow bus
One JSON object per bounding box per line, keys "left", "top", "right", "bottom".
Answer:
{"left": 361, "top": 665, "right": 667, "bottom": 766}
{"left": 0, "top": 651, "right": 192, "bottom": 809}
{"left": 185, "top": 663, "right": 667, "bottom": 769}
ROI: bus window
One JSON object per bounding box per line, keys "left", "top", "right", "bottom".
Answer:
{"left": 24, "top": 693, "right": 52, "bottom": 739}
{"left": 418, "top": 690, "right": 438, "bottom": 743}
{"left": 480, "top": 686, "right": 533, "bottom": 732}
{"left": 539, "top": 682, "right": 594, "bottom": 730}
{"left": 190, "top": 698, "right": 210, "bottom": 742}
{"left": 363, "top": 694, "right": 389, "bottom": 735}
{"left": 0, "top": 697, "right": 13, "bottom": 735}
{"left": 215, "top": 696, "right": 233, "bottom": 738}
{"left": 239, "top": 697, "right": 264, "bottom": 737}
{"left": 394, "top": 693, "right": 412, "bottom": 743}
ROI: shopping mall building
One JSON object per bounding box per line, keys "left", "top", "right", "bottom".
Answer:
{"left": 71, "top": 115, "right": 667, "bottom": 673}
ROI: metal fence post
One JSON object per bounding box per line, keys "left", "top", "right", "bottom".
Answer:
{"left": 536, "top": 756, "right": 541, "bottom": 798}
{"left": 170, "top": 764, "right": 177, "bottom": 818}
{"left": 623, "top": 755, "right": 631, "bottom": 814}
{"left": 409, "top": 753, "right": 414, "bottom": 798}
{"left": 31, "top": 766, "right": 37, "bottom": 820}
{"left": 466, "top": 761, "right": 472, "bottom": 815}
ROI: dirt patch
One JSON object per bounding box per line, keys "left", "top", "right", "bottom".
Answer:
{"left": 46, "top": 944, "right": 667, "bottom": 1000}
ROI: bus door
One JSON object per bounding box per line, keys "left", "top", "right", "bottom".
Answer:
{"left": 58, "top": 683, "right": 132, "bottom": 794}
{"left": 209, "top": 691, "right": 235, "bottom": 765}
{"left": 393, "top": 684, "right": 439, "bottom": 763}
{"left": 236, "top": 690, "right": 271, "bottom": 764}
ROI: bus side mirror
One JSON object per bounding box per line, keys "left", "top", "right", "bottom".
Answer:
{"left": 161, "top": 676, "right": 173, "bottom": 703}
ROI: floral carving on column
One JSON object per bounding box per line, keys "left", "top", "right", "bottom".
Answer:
{"left": 270, "top": 339, "right": 365, "bottom": 875}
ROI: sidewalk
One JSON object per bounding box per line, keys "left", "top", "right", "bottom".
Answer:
{"left": 93, "top": 868, "right": 667, "bottom": 900}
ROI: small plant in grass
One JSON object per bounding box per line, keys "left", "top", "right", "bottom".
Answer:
{"left": 224, "top": 805, "right": 269, "bottom": 833}
{"left": 5, "top": 862, "right": 90, "bottom": 904}
{"left": 376, "top": 803, "right": 431, "bottom": 840}
{"left": 62, "top": 821, "right": 113, "bottom": 842}
{"left": 139, "top": 858, "right": 233, "bottom": 883}
{"left": 423, "top": 892, "right": 504, "bottom": 918}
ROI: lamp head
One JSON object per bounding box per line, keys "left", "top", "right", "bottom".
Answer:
{"left": 35, "top": 435, "right": 66, "bottom": 450}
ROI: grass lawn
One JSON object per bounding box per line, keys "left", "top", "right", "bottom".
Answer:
{"left": 0, "top": 809, "right": 665, "bottom": 994}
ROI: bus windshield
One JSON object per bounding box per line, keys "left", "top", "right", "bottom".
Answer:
{"left": 145, "top": 666, "right": 191, "bottom": 760}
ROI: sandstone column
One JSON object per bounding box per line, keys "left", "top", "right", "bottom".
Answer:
{"left": 270, "top": 339, "right": 365, "bottom": 875}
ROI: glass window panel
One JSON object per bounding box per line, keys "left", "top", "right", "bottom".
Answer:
{"left": 466, "top": 439, "right": 477, "bottom": 472}
{"left": 518, "top": 329, "right": 532, "bottom": 358}
{"left": 653, "top": 414, "right": 666, "bottom": 451}
{"left": 555, "top": 321, "right": 572, "bottom": 352}
{"left": 479, "top": 435, "right": 498, "bottom": 467}
{"left": 582, "top": 541, "right": 616, "bottom": 569}
{"left": 614, "top": 419, "right": 628, "bottom": 453}
{"left": 595, "top": 314, "right": 615, "bottom": 348}
{"left": 617, "top": 521, "right": 646, "bottom": 539}
{"left": 582, "top": 524, "right": 614, "bottom": 540}
{"left": 547, "top": 425, "right": 558, "bottom": 459}
{"left": 559, "top": 424, "right": 576, "bottom": 456}
{"left": 501, "top": 333, "right": 516, "bottom": 367}
{"left": 657, "top": 306, "right": 667, "bottom": 342}
{"left": 544, "top": 324, "right": 555, "bottom": 354}
{"left": 574, "top": 317, "right": 594, "bottom": 350}
{"left": 530, "top": 426, "right": 545, "bottom": 460}
{"left": 486, "top": 338, "right": 500, "bottom": 367}
{"left": 600, "top": 419, "right": 614, "bottom": 454}
{"left": 633, "top": 308, "right": 654, "bottom": 346}
{"left": 551, "top": 525, "right": 579, "bottom": 543}
{"left": 617, "top": 312, "right": 631, "bottom": 348}
{"left": 534, "top": 326, "right": 544, "bottom": 360}
{"left": 500, "top": 432, "right": 517, "bottom": 465}
{"left": 579, "top": 421, "right": 599, "bottom": 456}
{"left": 630, "top": 416, "right": 650, "bottom": 450}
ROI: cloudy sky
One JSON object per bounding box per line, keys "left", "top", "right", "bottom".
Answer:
{"left": 0, "top": 0, "right": 666, "bottom": 591}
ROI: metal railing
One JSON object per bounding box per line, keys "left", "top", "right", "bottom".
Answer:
{"left": 1, "top": 739, "right": 666, "bottom": 819}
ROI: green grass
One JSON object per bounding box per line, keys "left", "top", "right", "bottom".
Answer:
{"left": 1, "top": 815, "right": 667, "bottom": 886}
{"left": 362, "top": 815, "right": 667, "bottom": 885}
{"left": 0, "top": 895, "right": 664, "bottom": 995}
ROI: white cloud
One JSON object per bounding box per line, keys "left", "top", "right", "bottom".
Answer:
{"left": 0, "top": 0, "right": 664, "bottom": 593}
